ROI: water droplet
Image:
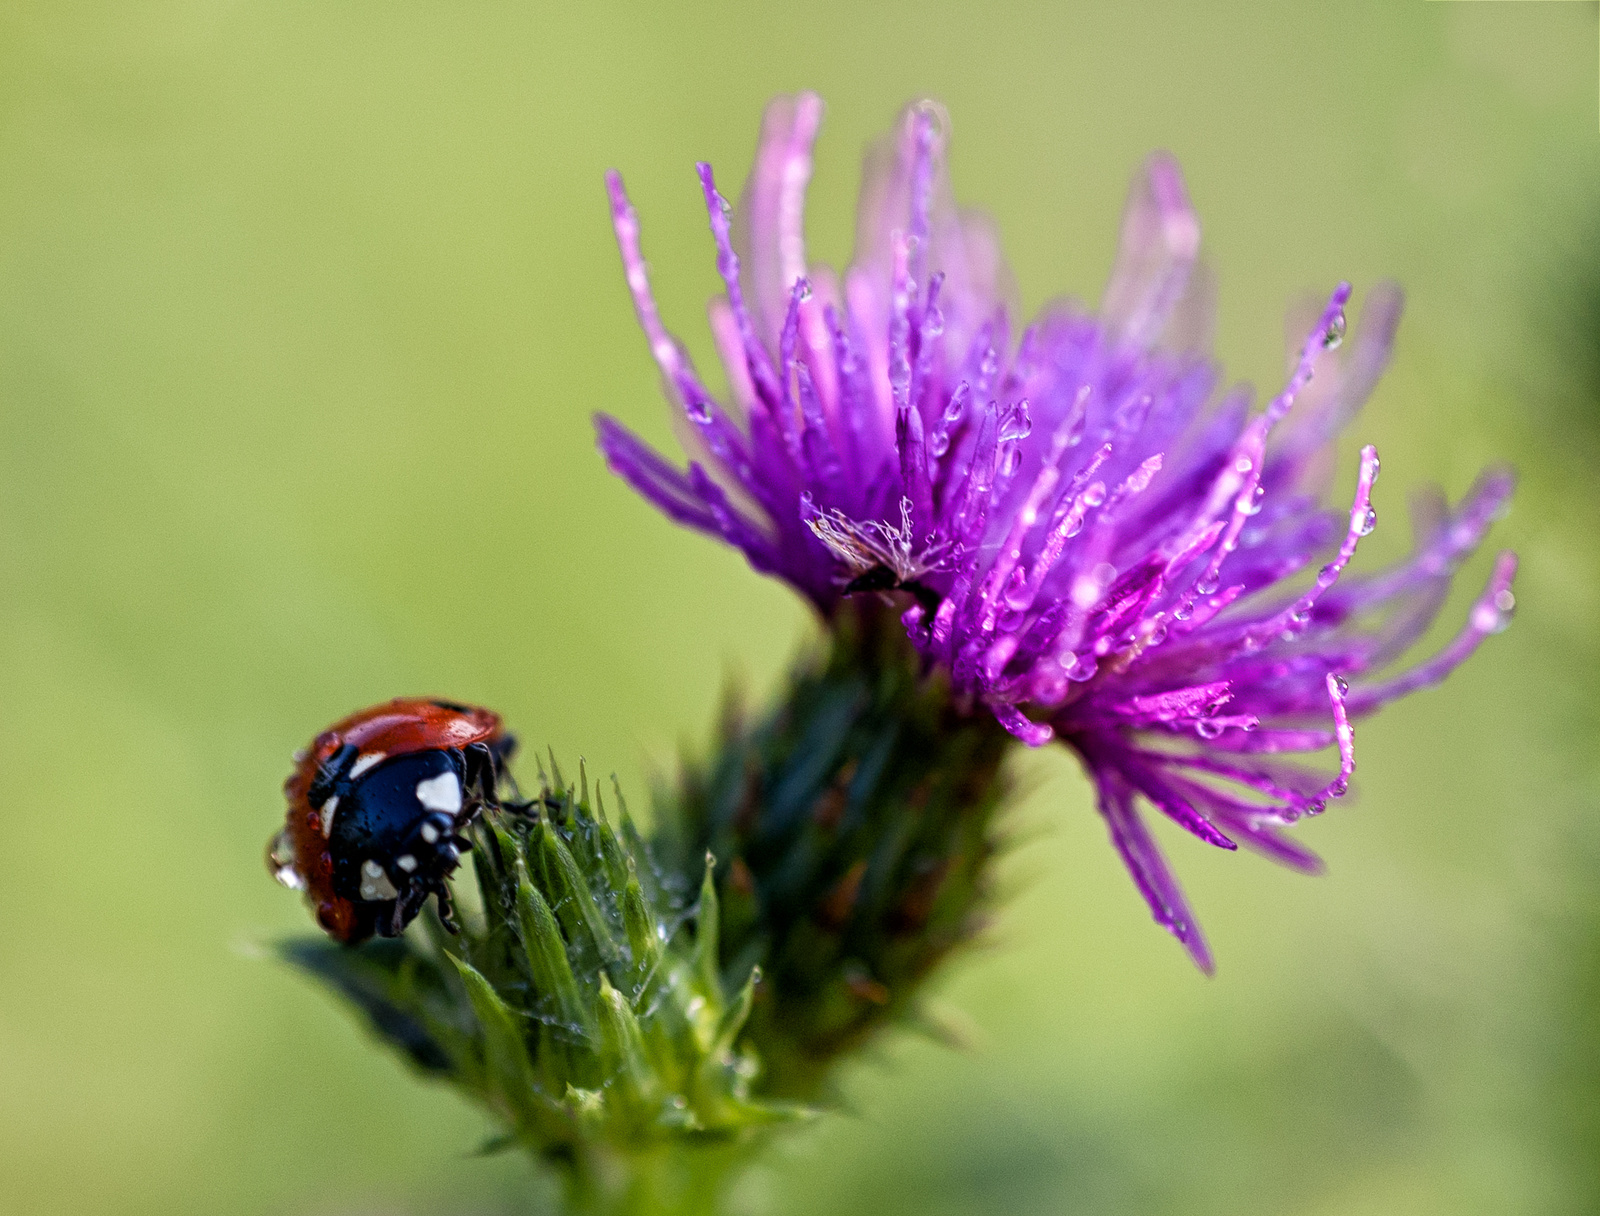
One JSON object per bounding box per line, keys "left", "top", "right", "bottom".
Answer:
{"left": 1322, "top": 310, "right": 1346, "bottom": 350}
{"left": 1000, "top": 446, "right": 1023, "bottom": 477}
{"left": 1243, "top": 485, "right": 1265, "bottom": 516}
{"left": 1196, "top": 574, "right": 1219, "bottom": 596}
{"left": 798, "top": 279, "right": 814, "bottom": 302}
{"left": 685, "top": 399, "right": 711, "bottom": 424}
{"left": 1472, "top": 599, "right": 1513, "bottom": 634}
{"left": 1291, "top": 608, "right": 1312, "bottom": 624}
{"left": 719, "top": 196, "right": 734, "bottom": 218}
{"left": 1332, "top": 674, "right": 1349, "bottom": 696}
{"left": 1355, "top": 506, "right": 1377, "bottom": 536}
{"left": 1173, "top": 600, "right": 1194, "bottom": 622}
{"left": 1328, "top": 778, "right": 1348, "bottom": 797}
{"left": 268, "top": 829, "right": 304, "bottom": 890}
{"left": 924, "top": 306, "right": 945, "bottom": 336}
{"left": 1305, "top": 799, "right": 1326, "bottom": 817}
{"left": 999, "top": 402, "right": 1033, "bottom": 443}
{"left": 1234, "top": 455, "right": 1253, "bottom": 474}
{"left": 944, "top": 390, "right": 967, "bottom": 423}
{"left": 929, "top": 431, "right": 951, "bottom": 458}
{"left": 1003, "top": 569, "right": 1032, "bottom": 611}
{"left": 1369, "top": 453, "right": 1380, "bottom": 481}
{"left": 1067, "top": 653, "right": 1098, "bottom": 682}
{"left": 1195, "top": 720, "right": 1224, "bottom": 740}
{"left": 1082, "top": 482, "right": 1107, "bottom": 508}
{"left": 1146, "top": 621, "right": 1168, "bottom": 646}
{"left": 1034, "top": 673, "right": 1068, "bottom": 703}
{"left": 1320, "top": 563, "right": 1338, "bottom": 581}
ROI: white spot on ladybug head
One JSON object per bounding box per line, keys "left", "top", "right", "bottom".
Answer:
{"left": 349, "top": 752, "right": 387, "bottom": 781}
{"left": 358, "top": 859, "right": 400, "bottom": 902}
{"left": 415, "top": 771, "right": 463, "bottom": 816}
{"left": 396, "top": 854, "right": 418, "bottom": 873}
{"left": 420, "top": 822, "right": 441, "bottom": 844}
{"left": 319, "top": 794, "right": 340, "bottom": 837}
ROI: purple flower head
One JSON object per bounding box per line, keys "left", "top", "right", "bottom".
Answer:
{"left": 599, "top": 94, "right": 1517, "bottom": 971}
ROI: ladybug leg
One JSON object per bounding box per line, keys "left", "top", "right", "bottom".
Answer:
{"left": 389, "top": 881, "right": 430, "bottom": 937}
{"left": 434, "top": 885, "right": 461, "bottom": 935}
{"left": 460, "top": 743, "right": 492, "bottom": 807}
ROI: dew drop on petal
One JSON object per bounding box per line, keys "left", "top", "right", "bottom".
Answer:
{"left": 999, "top": 402, "right": 1033, "bottom": 443}
{"left": 1067, "top": 653, "right": 1098, "bottom": 682}
{"left": 685, "top": 399, "right": 712, "bottom": 424}
{"left": 1003, "top": 569, "right": 1032, "bottom": 611}
{"left": 1328, "top": 778, "right": 1349, "bottom": 797}
{"left": 1173, "top": 600, "right": 1194, "bottom": 622}
{"left": 1322, "top": 310, "right": 1346, "bottom": 349}
{"left": 1082, "top": 482, "right": 1107, "bottom": 508}
{"left": 1234, "top": 455, "right": 1253, "bottom": 474}
{"left": 1196, "top": 574, "right": 1219, "bottom": 596}
{"left": 929, "top": 431, "right": 951, "bottom": 458}
{"left": 924, "top": 306, "right": 944, "bottom": 336}
{"left": 1332, "top": 674, "right": 1349, "bottom": 696}
{"left": 1356, "top": 506, "right": 1377, "bottom": 536}
{"left": 1472, "top": 595, "right": 1514, "bottom": 634}
{"left": 1195, "top": 720, "right": 1224, "bottom": 740}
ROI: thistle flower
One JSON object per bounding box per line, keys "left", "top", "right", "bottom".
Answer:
{"left": 599, "top": 93, "right": 1516, "bottom": 970}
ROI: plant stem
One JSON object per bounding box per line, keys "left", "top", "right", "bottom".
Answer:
{"left": 560, "top": 1141, "right": 755, "bottom": 1216}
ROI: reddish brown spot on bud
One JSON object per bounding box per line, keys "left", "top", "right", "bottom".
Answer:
{"left": 728, "top": 855, "right": 756, "bottom": 897}
{"left": 812, "top": 786, "right": 847, "bottom": 832}
{"left": 816, "top": 860, "right": 867, "bottom": 930}
{"left": 845, "top": 970, "right": 890, "bottom": 1006}
{"left": 890, "top": 858, "right": 950, "bottom": 934}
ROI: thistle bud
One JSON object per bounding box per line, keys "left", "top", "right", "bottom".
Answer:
{"left": 281, "top": 759, "right": 805, "bottom": 1205}
{"left": 652, "top": 600, "right": 1015, "bottom": 1100}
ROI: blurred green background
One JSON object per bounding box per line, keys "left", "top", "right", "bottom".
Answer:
{"left": 1, "top": 2, "right": 1596, "bottom": 1213}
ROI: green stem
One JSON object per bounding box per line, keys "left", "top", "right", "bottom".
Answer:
{"left": 560, "top": 1140, "right": 754, "bottom": 1216}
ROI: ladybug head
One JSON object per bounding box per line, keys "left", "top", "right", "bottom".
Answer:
{"left": 325, "top": 750, "right": 478, "bottom": 939}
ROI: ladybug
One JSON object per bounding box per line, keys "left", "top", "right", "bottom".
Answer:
{"left": 267, "top": 698, "right": 517, "bottom": 943}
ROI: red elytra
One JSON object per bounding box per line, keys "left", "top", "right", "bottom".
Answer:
{"left": 272, "top": 698, "right": 509, "bottom": 943}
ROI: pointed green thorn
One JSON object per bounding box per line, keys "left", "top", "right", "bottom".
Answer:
{"left": 694, "top": 851, "right": 721, "bottom": 1002}
{"left": 535, "top": 817, "right": 621, "bottom": 969}
{"left": 595, "top": 973, "right": 654, "bottom": 1107}
{"left": 512, "top": 856, "right": 588, "bottom": 1035}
